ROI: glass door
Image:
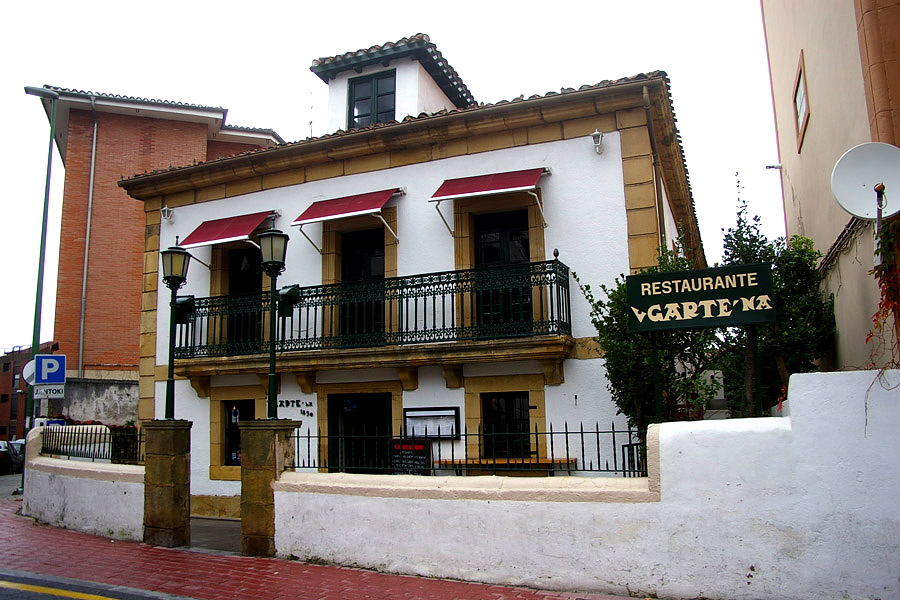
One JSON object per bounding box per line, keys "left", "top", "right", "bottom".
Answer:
{"left": 340, "top": 228, "right": 385, "bottom": 347}
{"left": 473, "top": 211, "right": 532, "bottom": 336}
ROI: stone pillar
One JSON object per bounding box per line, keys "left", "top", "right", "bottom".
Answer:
{"left": 143, "top": 419, "right": 192, "bottom": 547}
{"left": 238, "top": 419, "right": 301, "bottom": 557}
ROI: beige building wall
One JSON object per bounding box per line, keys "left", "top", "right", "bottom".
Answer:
{"left": 762, "top": 0, "right": 890, "bottom": 368}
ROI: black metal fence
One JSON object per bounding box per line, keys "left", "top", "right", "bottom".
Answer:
{"left": 40, "top": 426, "right": 144, "bottom": 465}
{"left": 289, "top": 422, "right": 646, "bottom": 477}
{"left": 174, "top": 259, "right": 571, "bottom": 358}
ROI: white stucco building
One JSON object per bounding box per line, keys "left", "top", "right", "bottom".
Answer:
{"left": 120, "top": 34, "right": 705, "bottom": 514}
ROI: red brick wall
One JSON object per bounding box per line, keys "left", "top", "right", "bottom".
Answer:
{"left": 0, "top": 347, "right": 38, "bottom": 440}
{"left": 206, "top": 140, "right": 264, "bottom": 162}
{"left": 54, "top": 111, "right": 210, "bottom": 376}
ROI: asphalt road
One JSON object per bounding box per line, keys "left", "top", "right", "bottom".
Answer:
{"left": 0, "top": 570, "right": 196, "bottom": 600}
{"left": 0, "top": 474, "right": 21, "bottom": 499}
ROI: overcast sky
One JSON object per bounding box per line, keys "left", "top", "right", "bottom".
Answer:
{"left": 1, "top": 0, "right": 784, "bottom": 351}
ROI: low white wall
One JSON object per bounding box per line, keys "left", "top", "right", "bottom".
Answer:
{"left": 22, "top": 427, "right": 144, "bottom": 541}
{"left": 273, "top": 370, "right": 900, "bottom": 600}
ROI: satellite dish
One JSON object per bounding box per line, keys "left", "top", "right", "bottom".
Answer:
{"left": 831, "top": 142, "right": 900, "bottom": 220}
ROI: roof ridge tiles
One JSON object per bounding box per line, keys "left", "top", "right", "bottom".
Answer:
{"left": 121, "top": 70, "right": 675, "bottom": 184}
{"left": 44, "top": 85, "right": 226, "bottom": 111}
{"left": 312, "top": 33, "right": 429, "bottom": 66}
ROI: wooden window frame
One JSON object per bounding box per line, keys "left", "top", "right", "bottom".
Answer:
{"left": 793, "top": 50, "right": 810, "bottom": 152}
{"left": 347, "top": 70, "right": 396, "bottom": 130}
{"left": 208, "top": 384, "right": 267, "bottom": 481}
{"left": 463, "top": 374, "right": 546, "bottom": 460}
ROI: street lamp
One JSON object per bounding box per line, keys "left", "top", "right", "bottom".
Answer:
{"left": 258, "top": 229, "right": 289, "bottom": 419}
{"left": 24, "top": 85, "right": 60, "bottom": 432}
{"left": 160, "top": 244, "right": 191, "bottom": 420}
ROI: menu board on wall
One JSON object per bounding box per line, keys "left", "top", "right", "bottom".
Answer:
{"left": 390, "top": 439, "right": 431, "bottom": 475}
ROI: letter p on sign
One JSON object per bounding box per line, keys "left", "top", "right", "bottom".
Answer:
{"left": 35, "top": 355, "right": 66, "bottom": 384}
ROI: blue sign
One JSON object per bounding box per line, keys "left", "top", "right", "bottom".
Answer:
{"left": 34, "top": 354, "right": 66, "bottom": 384}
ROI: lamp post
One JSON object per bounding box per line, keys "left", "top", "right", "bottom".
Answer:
{"left": 24, "top": 86, "right": 59, "bottom": 432}
{"left": 160, "top": 244, "right": 191, "bottom": 420}
{"left": 258, "top": 229, "right": 289, "bottom": 419}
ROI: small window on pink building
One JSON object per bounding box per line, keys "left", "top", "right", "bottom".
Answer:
{"left": 793, "top": 50, "right": 810, "bottom": 152}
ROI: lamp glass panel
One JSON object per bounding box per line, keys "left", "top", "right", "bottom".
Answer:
{"left": 161, "top": 247, "right": 189, "bottom": 280}
{"left": 259, "top": 230, "right": 288, "bottom": 266}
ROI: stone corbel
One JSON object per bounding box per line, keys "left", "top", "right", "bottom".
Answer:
{"left": 396, "top": 366, "right": 419, "bottom": 391}
{"left": 541, "top": 359, "right": 565, "bottom": 386}
{"left": 257, "top": 373, "right": 281, "bottom": 394}
{"left": 441, "top": 365, "right": 463, "bottom": 389}
{"left": 293, "top": 371, "right": 316, "bottom": 394}
{"left": 189, "top": 376, "right": 210, "bottom": 398}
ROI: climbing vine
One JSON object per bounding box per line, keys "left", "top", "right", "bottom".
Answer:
{"left": 868, "top": 217, "right": 900, "bottom": 367}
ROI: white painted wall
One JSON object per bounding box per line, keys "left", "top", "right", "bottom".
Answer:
{"left": 157, "top": 135, "right": 626, "bottom": 356}
{"left": 22, "top": 428, "right": 144, "bottom": 541}
{"left": 156, "top": 132, "right": 631, "bottom": 493}
{"left": 273, "top": 370, "right": 900, "bottom": 600}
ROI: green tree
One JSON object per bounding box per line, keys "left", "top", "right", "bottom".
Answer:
{"left": 578, "top": 198, "right": 834, "bottom": 428}
{"left": 717, "top": 199, "right": 834, "bottom": 416}
{"left": 576, "top": 243, "right": 718, "bottom": 433}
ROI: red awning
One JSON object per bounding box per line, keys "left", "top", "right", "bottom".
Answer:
{"left": 430, "top": 168, "right": 548, "bottom": 202}
{"left": 292, "top": 189, "right": 400, "bottom": 226}
{"left": 180, "top": 211, "right": 273, "bottom": 249}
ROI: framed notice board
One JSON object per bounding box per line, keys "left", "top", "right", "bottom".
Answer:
{"left": 403, "top": 406, "right": 460, "bottom": 439}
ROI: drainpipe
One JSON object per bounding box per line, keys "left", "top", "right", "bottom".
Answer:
{"left": 643, "top": 86, "right": 667, "bottom": 252}
{"left": 77, "top": 95, "right": 98, "bottom": 378}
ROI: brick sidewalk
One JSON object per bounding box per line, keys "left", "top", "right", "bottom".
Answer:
{"left": 0, "top": 499, "right": 630, "bottom": 600}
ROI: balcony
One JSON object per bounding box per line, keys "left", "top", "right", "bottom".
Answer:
{"left": 171, "top": 259, "right": 573, "bottom": 383}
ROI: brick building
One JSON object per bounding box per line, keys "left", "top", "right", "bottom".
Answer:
{"left": 0, "top": 342, "right": 57, "bottom": 440}
{"left": 28, "top": 88, "right": 283, "bottom": 386}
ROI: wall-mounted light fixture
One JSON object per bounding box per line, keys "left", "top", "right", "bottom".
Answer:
{"left": 160, "top": 206, "right": 174, "bottom": 223}
{"left": 591, "top": 130, "right": 603, "bottom": 154}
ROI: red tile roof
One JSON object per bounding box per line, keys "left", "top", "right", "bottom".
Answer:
{"left": 311, "top": 33, "right": 475, "bottom": 109}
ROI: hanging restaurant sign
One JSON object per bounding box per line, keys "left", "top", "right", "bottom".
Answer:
{"left": 626, "top": 263, "right": 775, "bottom": 333}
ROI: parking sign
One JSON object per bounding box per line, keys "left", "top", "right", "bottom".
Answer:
{"left": 34, "top": 354, "right": 66, "bottom": 384}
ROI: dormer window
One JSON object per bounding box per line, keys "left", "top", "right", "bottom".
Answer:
{"left": 349, "top": 70, "right": 395, "bottom": 129}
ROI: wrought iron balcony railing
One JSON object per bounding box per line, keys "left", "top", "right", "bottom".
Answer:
{"left": 173, "top": 259, "right": 571, "bottom": 358}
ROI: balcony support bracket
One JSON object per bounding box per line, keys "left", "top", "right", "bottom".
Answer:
{"left": 293, "top": 371, "right": 316, "bottom": 394}
{"left": 189, "top": 376, "right": 210, "bottom": 399}
{"left": 397, "top": 366, "right": 419, "bottom": 391}
{"left": 441, "top": 365, "right": 463, "bottom": 389}
{"left": 541, "top": 359, "right": 564, "bottom": 386}
{"left": 257, "top": 373, "right": 281, "bottom": 395}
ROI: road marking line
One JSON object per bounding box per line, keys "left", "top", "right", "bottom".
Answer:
{"left": 0, "top": 579, "right": 118, "bottom": 599}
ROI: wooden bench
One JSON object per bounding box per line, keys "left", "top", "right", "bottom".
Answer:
{"left": 436, "top": 457, "right": 577, "bottom": 476}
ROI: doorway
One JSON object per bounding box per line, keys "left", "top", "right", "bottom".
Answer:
{"left": 223, "top": 399, "right": 255, "bottom": 466}
{"left": 327, "top": 392, "right": 392, "bottom": 473}
{"left": 226, "top": 246, "right": 263, "bottom": 350}
{"left": 473, "top": 211, "right": 532, "bottom": 334}
{"left": 481, "top": 391, "right": 531, "bottom": 459}
{"left": 339, "top": 228, "right": 385, "bottom": 346}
